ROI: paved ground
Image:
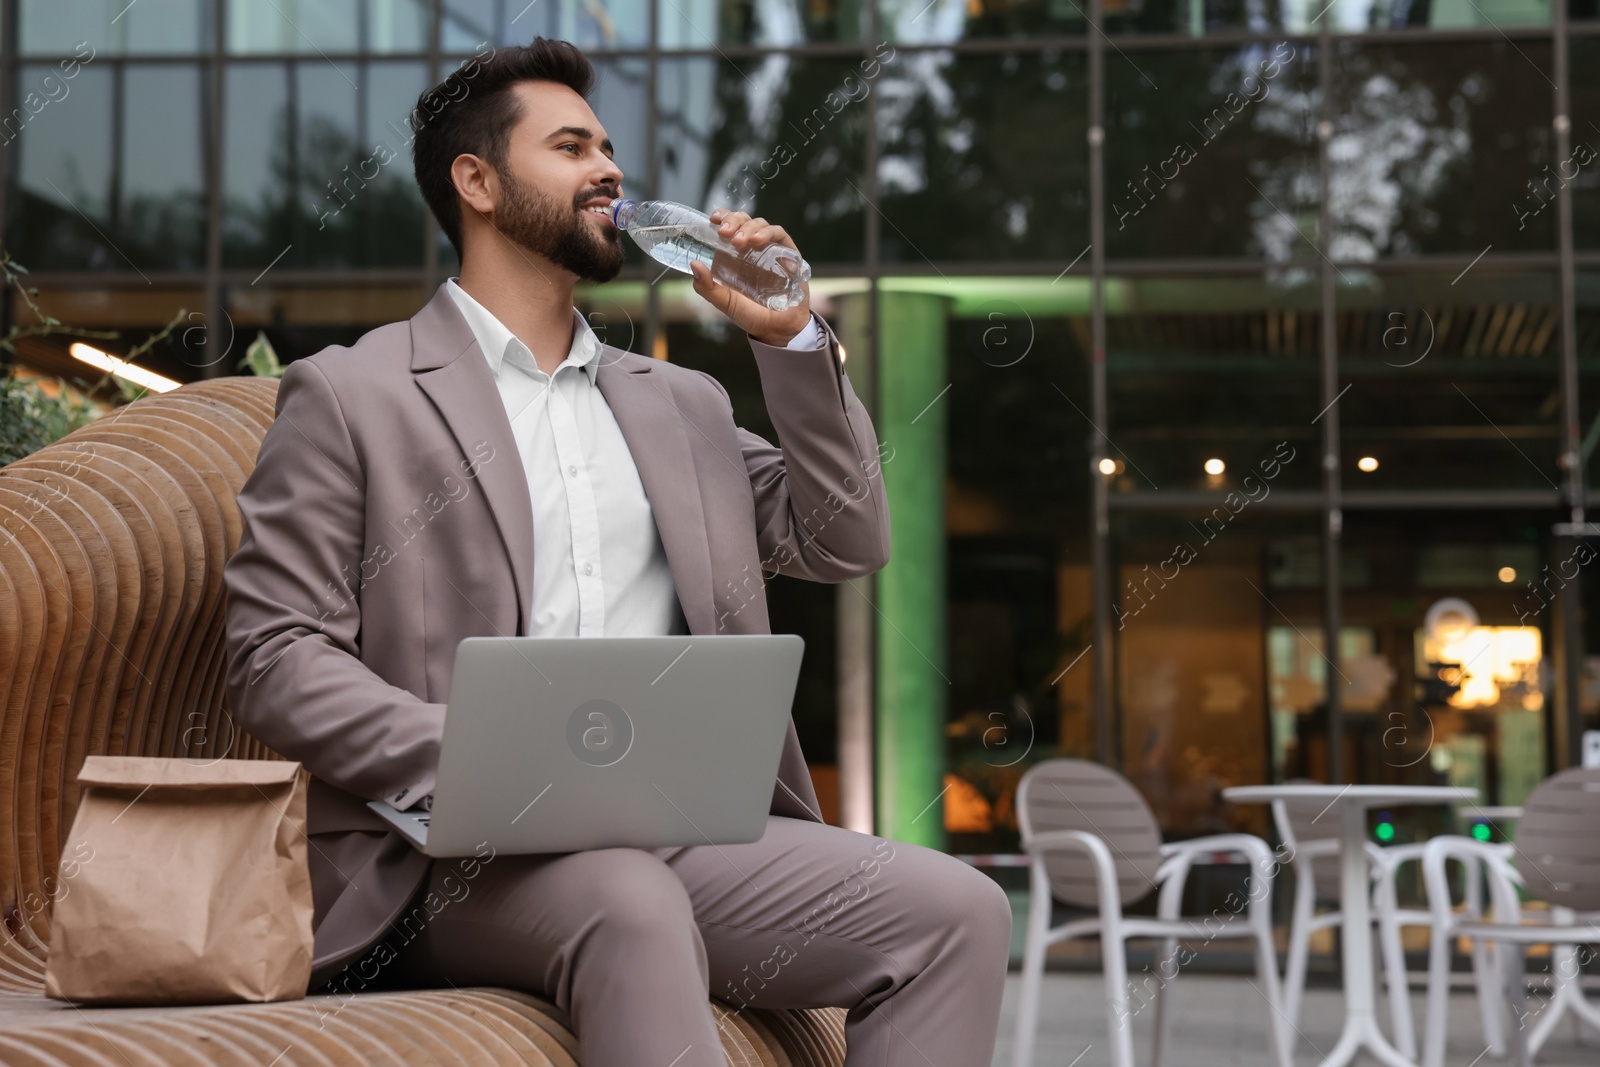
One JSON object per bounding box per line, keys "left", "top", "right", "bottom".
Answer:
{"left": 991, "top": 972, "right": 1600, "bottom": 1066}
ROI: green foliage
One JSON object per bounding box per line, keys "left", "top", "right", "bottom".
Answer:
{"left": 0, "top": 245, "right": 188, "bottom": 466}
{"left": 0, "top": 373, "right": 101, "bottom": 467}
{"left": 240, "top": 331, "right": 285, "bottom": 379}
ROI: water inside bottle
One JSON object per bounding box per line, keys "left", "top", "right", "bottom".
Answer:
{"left": 630, "top": 225, "right": 803, "bottom": 311}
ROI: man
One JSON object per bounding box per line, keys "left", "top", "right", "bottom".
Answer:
{"left": 223, "top": 36, "right": 1010, "bottom": 1067}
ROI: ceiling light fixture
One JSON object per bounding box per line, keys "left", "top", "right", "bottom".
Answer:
{"left": 70, "top": 342, "right": 181, "bottom": 394}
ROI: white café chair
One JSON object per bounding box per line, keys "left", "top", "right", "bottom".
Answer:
{"left": 1271, "top": 786, "right": 1507, "bottom": 1061}
{"left": 1010, "top": 760, "right": 1292, "bottom": 1067}
{"left": 1422, "top": 768, "right": 1600, "bottom": 1067}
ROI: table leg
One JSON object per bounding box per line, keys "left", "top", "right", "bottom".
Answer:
{"left": 1313, "top": 802, "right": 1419, "bottom": 1067}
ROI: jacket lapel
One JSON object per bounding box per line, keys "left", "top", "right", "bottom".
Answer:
{"left": 409, "top": 285, "right": 535, "bottom": 636}
{"left": 594, "top": 344, "right": 716, "bottom": 636}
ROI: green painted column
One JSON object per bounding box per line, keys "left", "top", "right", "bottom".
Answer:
{"left": 874, "top": 290, "right": 949, "bottom": 849}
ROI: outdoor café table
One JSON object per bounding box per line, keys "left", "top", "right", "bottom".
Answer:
{"left": 1222, "top": 784, "right": 1478, "bottom": 1067}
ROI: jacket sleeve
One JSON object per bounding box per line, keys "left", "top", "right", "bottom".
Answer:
{"left": 710, "top": 312, "right": 892, "bottom": 583}
{"left": 223, "top": 357, "right": 443, "bottom": 808}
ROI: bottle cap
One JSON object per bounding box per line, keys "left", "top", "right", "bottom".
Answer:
{"left": 611, "top": 199, "right": 638, "bottom": 229}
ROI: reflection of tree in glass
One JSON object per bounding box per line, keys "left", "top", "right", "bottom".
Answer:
{"left": 875, "top": 51, "right": 1088, "bottom": 261}
{"left": 1106, "top": 45, "right": 1313, "bottom": 262}
{"left": 8, "top": 165, "right": 205, "bottom": 272}
{"left": 1323, "top": 44, "right": 1554, "bottom": 258}
{"left": 120, "top": 194, "right": 207, "bottom": 270}
{"left": 946, "top": 315, "right": 1089, "bottom": 531}
{"left": 224, "top": 108, "right": 426, "bottom": 270}
{"left": 694, "top": 58, "right": 868, "bottom": 262}
{"left": 1327, "top": 66, "right": 1470, "bottom": 260}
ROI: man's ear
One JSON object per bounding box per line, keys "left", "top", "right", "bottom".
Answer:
{"left": 451, "top": 154, "right": 498, "bottom": 217}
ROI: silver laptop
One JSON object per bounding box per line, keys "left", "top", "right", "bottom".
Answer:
{"left": 368, "top": 634, "right": 804, "bottom": 857}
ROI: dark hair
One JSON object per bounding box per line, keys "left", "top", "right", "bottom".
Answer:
{"left": 410, "top": 37, "right": 596, "bottom": 259}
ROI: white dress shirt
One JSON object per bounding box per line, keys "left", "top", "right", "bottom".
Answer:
{"left": 444, "top": 279, "right": 822, "bottom": 639}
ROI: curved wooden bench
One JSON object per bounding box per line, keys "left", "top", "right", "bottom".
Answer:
{"left": 0, "top": 378, "right": 847, "bottom": 1066}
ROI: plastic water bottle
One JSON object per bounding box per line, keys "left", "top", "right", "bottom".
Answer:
{"left": 610, "top": 199, "right": 812, "bottom": 312}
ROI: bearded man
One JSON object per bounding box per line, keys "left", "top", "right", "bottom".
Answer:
{"left": 223, "top": 35, "right": 1011, "bottom": 1067}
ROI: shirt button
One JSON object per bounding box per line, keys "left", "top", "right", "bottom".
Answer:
{"left": 568, "top": 464, "right": 577, "bottom": 476}
{"left": 584, "top": 562, "right": 594, "bottom": 576}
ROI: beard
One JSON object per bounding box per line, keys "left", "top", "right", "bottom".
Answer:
{"left": 492, "top": 166, "right": 624, "bottom": 283}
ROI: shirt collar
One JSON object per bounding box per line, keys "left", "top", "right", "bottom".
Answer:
{"left": 445, "top": 277, "right": 599, "bottom": 384}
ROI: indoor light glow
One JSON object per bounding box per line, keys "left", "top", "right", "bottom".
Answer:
{"left": 1358, "top": 456, "right": 1379, "bottom": 472}
{"left": 1497, "top": 566, "right": 1517, "bottom": 583}
{"left": 1099, "top": 458, "right": 1117, "bottom": 475}
{"left": 1204, "top": 458, "right": 1225, "bottom": 475}
{"left": 70, "top": 343, "right": 181, "bottom": 393}
{"left": 1430, "top": 625, "right": 1542, "bottom": 710}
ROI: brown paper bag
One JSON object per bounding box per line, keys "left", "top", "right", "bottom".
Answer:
{"left": 45, "top": 756, "right": 315, "bottom": 1005}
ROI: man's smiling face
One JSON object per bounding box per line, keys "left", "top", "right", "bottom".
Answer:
{"left": 485, "top": 80, "right": 626, "bottom": 282}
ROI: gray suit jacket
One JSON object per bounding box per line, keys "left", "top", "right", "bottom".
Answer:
{"left": 222, "top": 284, "right": 891, "bottom": 987}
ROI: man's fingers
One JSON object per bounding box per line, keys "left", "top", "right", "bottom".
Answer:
{"left": 714, "top": 210, "right": 752, "bottom": 237}
{"left": 741, "top": 224, "right": 789, "bottom": 250}
{"left": 726, "top": 217, "right": 767, "bottom": 247}
{"left": 690, "top": 260, "right": 715, "bottom": 292}
{"left": 710, "top": 210, "right": 798, "bottom": 254}
{"left": 690, "top": 261, "right": 733, "bottom": 313}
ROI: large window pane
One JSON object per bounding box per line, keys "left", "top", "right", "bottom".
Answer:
{"left": 20, "top": 0, "right": 207, "bottom": 56}
{"left": 442, "top": 0, "right": 501, "bottom": 49}
{"left": 589, "top": 58, "right": 650, "bottom": 275}
{"left": 1422, "top": 0, "right": 1551, "bottom": 27}
{"left": 878, "top": 0, "right": 1546, "bottom": 41}
{"left": 943, "top": 299, "right": 1092, "bottom": 850}
{"left": 1114, "top": 511, "right": 1322, "bottom": 836}
{"left": 224, "top": 60, "right": 429, "bottom": 271}
{"left": 1105, "top": 43, "right": 1318, "bottom": 261}
{"left": 657, "top": 56, "right": 868, "bottom": 264}
{"left": 1332, "top": 39, "right": 1555, "bottom": 259}
{"left": 1340, "top": 270, "right": 1561, "bottom": 491}
{"left": 1104, "top": 275, "right": 1322, "bottom": 494}
{"left": 227, "top": 0, "right": 429, "bottom": 55}
{"left": 1577, "top": 271, "right": 1600, "bottom": 491}
{"left": 122, "top": 65, "right": 207, "bottom": 269}
{"left": 877, "top": 50, "right": 1087, "bottom": 265}
{"left": 222, "top": 64, "right": 287, "bottom": 268}
{"left": 8, "top": 63, "right": 118, "bottom": 270}
{"left": 876, "top": 0, "right": 1083, "bottom": 44}
{"left": 591, "top": 58, "right": 650, "bottom": 193}
{"left": 1578, "top": 538, "right": 1600, "bottom": 755}
{"left": 1568, "top": 36, "right": 1600, "bottom": 251}
{"left": 659, "top": 0, "right": 866, "bottom": 49}
{"left": 1300, "top": 0, "right": 1549, "bottom": 31}
{"left": 1339, "top": 510, "right": 1552, "bottom": 807}
{"left": 445, "top": 0, "right": 649, "bottom": 51}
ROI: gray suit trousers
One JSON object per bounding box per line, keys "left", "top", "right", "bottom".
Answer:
{"left": 367, "top": 817, "right": 1012, "bottom": 1067}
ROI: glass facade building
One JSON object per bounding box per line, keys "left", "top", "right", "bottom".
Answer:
{"left": 5, "top": 0, "right": 1600, "bottom": 853}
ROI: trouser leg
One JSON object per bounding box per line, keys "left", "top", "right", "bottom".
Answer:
{"left": 375, "top": 817, "right": 1012, "bottom": 1067}
{"left": 384, "top": 847, "right": 724, "bottom": 1067}
{"left": 665, "top": 816, "right": 1014, "bottom": 1067}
